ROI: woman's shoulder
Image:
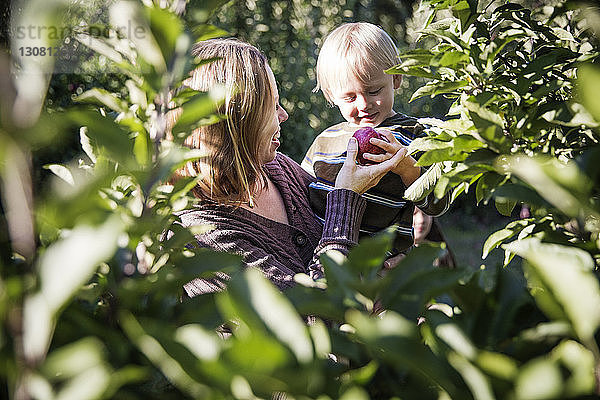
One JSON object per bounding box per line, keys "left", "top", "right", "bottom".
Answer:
{"left": 174, "top": 202, "right": 232, "bottom": 227}
{"left": 267, "top": 153, "right": 303, "bottom": 176}
{"left": 272, "top": 152, "right": 297, "bottom": 166}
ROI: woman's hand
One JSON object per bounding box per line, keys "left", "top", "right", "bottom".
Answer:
{"left": 362, "top": 129, "right": 420, "bottom": 186}
{"left": 335, "top": 136, "right": 408, "bottom": 194}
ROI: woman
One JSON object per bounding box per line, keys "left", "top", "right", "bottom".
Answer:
{"left": 172, "top": 39, "right": 408, "bottom": 297}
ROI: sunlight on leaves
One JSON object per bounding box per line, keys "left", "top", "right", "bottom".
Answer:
{"left": 505, "top": 238, "right": 600, "bottom": 343}
{"left": 175, "top": 324, "right": 221, "bottom": 361}
{"left": 514, "top": 357, "right": 562, "bottom": 400}
{"left": 230, "top": 268, "right": 314, "bottom": 364}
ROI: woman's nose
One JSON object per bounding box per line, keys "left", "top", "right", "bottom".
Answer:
{"left": 278, "top": 106, "right": 289, "bottom": 123}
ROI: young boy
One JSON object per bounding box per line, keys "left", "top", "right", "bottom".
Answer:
{"left": 302, "top": 22, "right": 449, "bottom": 258}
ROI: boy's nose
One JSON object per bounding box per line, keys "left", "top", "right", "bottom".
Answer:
{"left": 355, "top": 95, "right": 370, "bottom": 111}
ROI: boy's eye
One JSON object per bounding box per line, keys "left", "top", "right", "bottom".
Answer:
{"left": 369, "top": 87, "right": 382, "bottom": 95}
{"left": 343, "top": 96, "right": 356, "bottom": 102}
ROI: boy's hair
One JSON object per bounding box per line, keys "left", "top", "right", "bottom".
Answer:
{"left": 315, "top": 22, "right": 400, "bottom": 103}
{"left": 171, "top": 38, "right": 274, "bottom": 205}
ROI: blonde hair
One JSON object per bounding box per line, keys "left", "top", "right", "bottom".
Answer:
{"left": 173, "top": 38, "right": 275, "bottom": 205}
{"left": 315, "top": 22, "right": 400, "bottom": 103}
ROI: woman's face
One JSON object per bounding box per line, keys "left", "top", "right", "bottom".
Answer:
{"left": 413, "top": 208, "right": 433, "bottom": 244}
{"left": 258, "top": 66, "right": 289, "bottom": 164}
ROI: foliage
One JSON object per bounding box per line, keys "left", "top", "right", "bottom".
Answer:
{"left": 0, "top": 0, "right": 599, "bottom": 400}
{"left": 399, "top": 0, "right": 600, "bottom": 252}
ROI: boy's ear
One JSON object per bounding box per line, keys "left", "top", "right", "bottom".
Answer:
{"left": 393, "top": 74, "right": 402, "bottom": 90}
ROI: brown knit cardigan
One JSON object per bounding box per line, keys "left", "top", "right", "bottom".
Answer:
{"left": 176, "top": 153, "right": 367, "bottom": 297}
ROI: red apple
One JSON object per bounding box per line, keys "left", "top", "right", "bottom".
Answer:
{"left": 352, "top": 127, "right": 387, "bottom": 165}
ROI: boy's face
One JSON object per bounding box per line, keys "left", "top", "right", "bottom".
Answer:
{"left": 331, "top": 68, "right": 401, "bottom": 127}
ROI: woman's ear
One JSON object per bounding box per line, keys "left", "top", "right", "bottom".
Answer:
{"left": 393, "top": 74, "right": 402, "bottom": 90}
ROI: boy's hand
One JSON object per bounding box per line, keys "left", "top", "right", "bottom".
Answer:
{"left": 335, "top": 137, "right": 407, "bottom": 194}
{"left": 362, "top": 129, "right": 420, "bottom": 186}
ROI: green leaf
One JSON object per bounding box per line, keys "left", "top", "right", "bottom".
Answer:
{"left": 405, "top": 163, "right": 443, "bottom": 202}
{"left": 149, "top": 6, "right": 184, "bottom": 65}
{"left": 341, "top": 360, "right": 379, "bottom": 386}
{"left": 410, "top": 80, "right": 469, "bottom": 102}
{"left": 521, "top": 46, "right": 579, "bottom": 77}
{"left": 133, "top": 130, "right": 152, "bottom": 166}
{"left": 416, "top": 148, "right": 465, "bottom": 166}
{"left": 320, "top": 250, "right": 358, "bottom": 300}
{"left": 54, "top": 365, "right": 112, "bottom": 400}
{"left": 453, "top": 135, "right": 485, "bottom": 153}
{"left": 501, "top": 156, "right": 597, "bottom": 219}
{"left": 463, "top": 148, "right": 498, "bottom": 166}
{"left": 388, "top": 65, "right": 438, "bottom": 78}
{"left": 378, "top": 245, "right": 443, "bottom": 313}
{"left": 347, "top": 309, "right": 470, "bottom": 399}
{"left": 396, "top": 48, "right": 436, "bottom": 64}
{"left": 464, "top": 100, "right": 509, "bottom": 152}
{"left": 446, "top": 352, "right": 495, "bottom": 400}
{"left": 74, "top": 33, "right": 125, "bottom": 66}
{"left": 171, "top": 92, "right": 222, "bottom": 139}
{"left": 515, "top": 357, "right": 562, "bottom": 400}
{"left": 475, "top": 172, "right": 504, "bottom": 204}
{"left": 552, "top": 340, "right": 596, "bottom": 397}
{"left": 170, "top": 248, "right": 242, "bottom": 279}
{"left": 438, "top": 50, "right": 470, "bottom": 67}
{"left": 192, "top": 24, "right": 229, "bottom": 41}
{"left": 347, "top": 228, "right": 394, "bottom": 278}
{"left": 505, "top": 239, "right": 600, "bottom": 343}
{"left": 23, "top": 218, "right": 122, "bottom": 361}
{"left": 38, "top": 218, "right": 122, "bottom": 312}
{"left": 226, "top": 268, "right": 314, "bottom": 363}
{"left": 80, "top": 128, "right": 97, "bottom": 164}
{"left": 175, "top": 324, "right": 222, "bottom": 361}
{"left": 119, "top": 311, "right": 211, "bottom": 398}
{"left": 407, "top": 137, "right": 451, "bottom": 154}
{"left": 75, "top": 88, "right": 129, "bottom": 114}
{"left": 517, "top": 322, "right": 571, "bottom": 343}
{"left": 68, "top": 110, "right": 134, "bottom": 165}
{"left": 494, "top": 196, "right": 516, "bottom": 216}
{"left": 577, "top": 63, "right": 600, "bottom": 123}
{"left": 42, "top": 337, "right": 106, "bottom": 379}
{"left": 308, "top": 319, "right": 331, "bottom": 358}
{"left": 482, "top": 219, "right": 531, "bottom": 259}
{"left": 110, "top": 1, "right": 166, "bottom": 73}
{"left": 44, "top": 164, "right": 75, "bottom": 185}
{"left": 475, "top": 351, "right": 518, "bottom": 381}
{"left": 340, "top": 386, "right": 370, "bottom": 400}
{"left": 434, "top": 175, "right": 452, "bottom": 199}
{"left": 491, "top": 183, "right": 553, "bottom": 209}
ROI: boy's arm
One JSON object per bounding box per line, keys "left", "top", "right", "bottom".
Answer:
{"left": 392, "top": 154, "right": 420, "bottom": 186}
{"left": 367, "top": 129, "right": 450, "bottom": 216}
{"left": 364, "top": 129, "right": 420, "bottom": 185}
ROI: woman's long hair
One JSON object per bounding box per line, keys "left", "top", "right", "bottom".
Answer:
{"left": 172, "top": 38, "right": 274, "bottom": 205}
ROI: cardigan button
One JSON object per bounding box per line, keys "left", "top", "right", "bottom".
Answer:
{"left": 294, "top": 233, "right": 307, "bottom": 246}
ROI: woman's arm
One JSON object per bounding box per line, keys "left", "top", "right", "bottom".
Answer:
{"left": 308, "top": 137, "right": 409, "bottom": 279}
{"left": 306, "top": 188, "right": 366, "bottom": 280}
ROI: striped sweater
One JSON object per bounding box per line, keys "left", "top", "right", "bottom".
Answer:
{"left": 301, "top": 113, "right": 449, "bottom": 255}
